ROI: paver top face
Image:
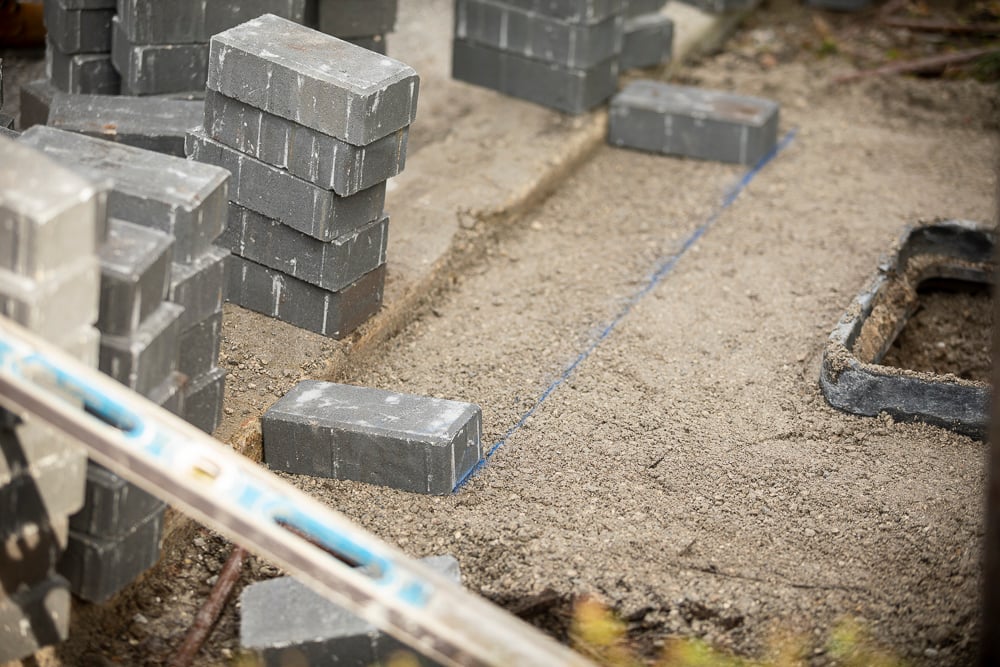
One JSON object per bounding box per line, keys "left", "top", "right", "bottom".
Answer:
{"left": 99, "top": 219, "right": 173, "bottom": 278}
{"left": 211, "top": 14, "right": 418, "bottom": 97}
{"left": 17, "top": 126, "right": 229, "bottom": 214}
{"left": 272, "top": 381, "right": 479, "bottom": 444}
{"left": 48, "top": 94, "right": 204, "bottom": 134}
{"left": 616, "top": 80, "right": 778, "bottom": 127}
{"left": 0, "top": 136, "right": 101, "bottom": 224}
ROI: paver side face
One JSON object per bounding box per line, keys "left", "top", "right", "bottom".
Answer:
{"left": 178, "top": 311, "right": 223, "bottom": 379}
{"left": 225, "top": 255, "right": 385, "bottom": 338}
{"left": 207, "top": 14, "right": 419, "bottom": 145}
{"left": 70, "top": 462, "right": 165, "bottom": 539}
{"left": 452, "top": 39, "right": 620, "bottom": 114}
{"left": 182, "top": 366, "right": 227, "bottom": 434}
{"left": 168, "top": 245, "right": 230, "bottom": 330}
{"left": 118, "top": 0, "right": 307, "bottom": 44}
{"left": 59, "top": 507, "right": 164, "bottom": 603}
{"left": 187, "top": 130, "right": 386, "bottom": 242}
{"left": 218, "top": 207, "right": 389, "bottom": 293}
{"left": 98, "top": 219, "right": 175, "bottom": 336}
{"left": 455, "top": 0, "right": 624, "bottom": 69}
{"left": 98, "top": 301, "right": 184, "bottom": 397}
{"left": 201, "top": 90, "right": 408, "bottom": 196}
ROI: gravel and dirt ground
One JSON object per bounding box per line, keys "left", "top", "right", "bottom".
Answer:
{"left": 6, "top": 0, "right": 998, "bottom": 665}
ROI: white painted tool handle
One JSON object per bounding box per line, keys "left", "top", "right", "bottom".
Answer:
{"left": 0, "top": 318, "right": 593, "bottom": 667}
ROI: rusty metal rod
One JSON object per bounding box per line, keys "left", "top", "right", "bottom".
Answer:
{"left": 168, "top": 546, "right": 247, "bottom": 667}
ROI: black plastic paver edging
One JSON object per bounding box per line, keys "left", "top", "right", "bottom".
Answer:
{"left": 820, "top": 219, "right": 995, "bottom": 440}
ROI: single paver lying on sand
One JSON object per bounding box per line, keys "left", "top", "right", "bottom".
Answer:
{"left": 263, "top": 381, "right": 483, "bottom": 494}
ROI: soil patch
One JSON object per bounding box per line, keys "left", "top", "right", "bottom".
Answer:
{"left": 881, "top": 279, "right": 993, "bottom": 382}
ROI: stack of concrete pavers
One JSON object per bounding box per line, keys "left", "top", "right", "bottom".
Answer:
{"left": 187, "top": 14, "right": 419, "bottom": 339}
{"left": 20, "top": 0, "right": 116, "bottom": 129}
{"left": 0, "top": 136, "right": 107, "bottom": 660}
{"left": 452, "top": 0, "right": 625, "bottom": 114}
{"left": 241, "top": 555, "right": 461, "bottom": 666}
{"left": 262, "top": 381, "right": 483, "bottom": 495}
{"left": 609, "top": 80, "right": 780, "bottom": 165}
{"left": 14, "top": 125, "right": 231, "bottom": 601}
{"left": 47, "top": 93, "right": 205, "bottom": 157}
{"left": 112, "top": 0, "right": 308, "bottom": 96}
{"left": 621, "top": 0, "right": 672, "bottom": 70}
{"left": 43, "top": 0, "right": 120, "bottom": 96}
{"left": 310, "top": 0, "right": 398, "bottom": 54}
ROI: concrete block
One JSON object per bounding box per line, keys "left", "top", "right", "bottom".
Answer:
{"left": 207, "top": 14, "right": 419, "bottom": 145}
{"left": 0, "top": 114, "right": 13, "bottom": 131}
{"left": 187, "top": 130, "right": 386, "bottom": 241}
{"left": 0, "top": 576, "right": 71, "bottom": 663}
{"left": 59, "top": 506, "right": 163, "bottom": 603}
{"left": 0, "top": 519, "right": 68, "bottom": 599}
{"left": 18, "top": 125, "right": 230, "bottom": 263}
{"left": 99, "top": 301, "right": 184, "bottom": 397}
{"left": 201, "top": 90, "right": 409, "bottom": 197}
{"left": 18, "top": 79, "right": 57, "bottom": 129}
{"left": 0, "top": 426, "right": 87, "bottom": 536}
{"left": 49, "top": 93, "right": 204, "bottom": 157}
{"left": 178, "top": 311, "right": 223, "bottom": 379}
{"left": 182, "top": 366, "right": 226, "bottom": 434}
{"left": 220, "top": 206, "right": 388, "bottom": 292}
{"left": 0, "top": 258, "right": 101, "bottom": 343}
{"left": 500, "top": 0, "right": 625, "bottom": 23}
{"left": 149, "top": 370, "right": 187, "bottom": 417}
{"left": 315, "top": 0, "right": 397, "bottom": 37}
{"left": 111, "top": 18, "right": 210, "bottom": 96}
{"left": 168, "top": 245, "right": 229, "bottom": 330}
{"left": 43, "top": 3, "right": 114, "bottom": 54}
{"left": 455, "top": 0, "right": 624, "bottom": 69}
{"left": 625, "top": 0, "right": 666, "bottom": 15}
{"left": 452, "top": 38, "right": 619, "bottom": 115}
{"left": 70, "top": 462, "right": 165, "bottom": 539}
{"left": 241, "top": 555, "right": 459, "bottom": 667}
{"left": 98, "top": 218, "right": 174, "bottom": 336}
{"left": 0, "top": 136, "right": 106, "bottom": 279}
{"left": 621, "top": 13, "right": 672, "bottom": 69}
{"left": 262, "top": 381, "right": 482, "bottom": 494}
{"left": 227, "top": 255, "right": 385, "bottom": 339}
{"left": 46, "top": 44, "right": 121, "bottom": 95}
{"left": 346, "top": 35, "right": 387, "bottom": 55}
{"left": 609, "top": 80, "right": 779, "bottom": 165}
{"left": 117, "top": 0, "right": 307, "bottom": 44}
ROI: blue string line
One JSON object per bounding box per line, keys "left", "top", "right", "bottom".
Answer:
{"left": 454, "top": 129, "right": 799, "bottom": 492}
